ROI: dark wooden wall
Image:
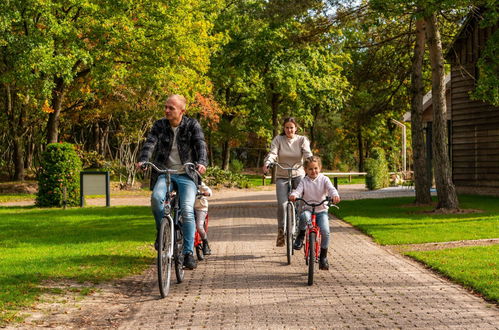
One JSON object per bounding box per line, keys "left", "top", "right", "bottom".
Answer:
{"left": 448, "top": 18, "right": 499, "bottom": 191}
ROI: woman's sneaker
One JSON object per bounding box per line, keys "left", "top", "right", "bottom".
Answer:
{"left": 276, "top": 228, "right": 285, "bottom": 247}
{"left": 293, "top": 230, "right": 306, "bottom": 250}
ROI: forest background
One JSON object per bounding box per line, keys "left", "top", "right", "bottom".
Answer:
{"left": 1, "top": 0, "right": 497, "bottom": 188}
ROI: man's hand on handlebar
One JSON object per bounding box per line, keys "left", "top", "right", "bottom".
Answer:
{"left": 136, "top": 162, "right": 145, "bottom": 170}
{"left": 197, "top": 164, "right": 206, "bottom": 175}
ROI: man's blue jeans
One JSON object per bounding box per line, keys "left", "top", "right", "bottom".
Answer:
{"left": 298, "top": 210, "right": 330, "bottom": 249}
{"left": 151, "top": 174, "right": 197, "bottom": 255}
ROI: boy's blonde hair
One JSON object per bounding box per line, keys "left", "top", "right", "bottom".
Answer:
{"left": 304, "top": 156, "right": 321, "bottom": 169}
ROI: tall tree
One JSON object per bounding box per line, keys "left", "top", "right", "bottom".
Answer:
{"left": 425, "top": 12, "right": 459, "bottom": 209}
{"left": 410, "top": 16, "right": 432, "bottom": 204}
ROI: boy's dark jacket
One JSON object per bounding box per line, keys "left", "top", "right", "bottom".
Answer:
{"left": 139, "top": 116, "right": 207, "bottom": 189}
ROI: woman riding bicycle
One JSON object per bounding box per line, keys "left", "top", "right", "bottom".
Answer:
{"left": 262, "top": 117, "right": 312, "bottom": 247}
{"left": 289, "top": 156, "right": 340, "bottom": 270}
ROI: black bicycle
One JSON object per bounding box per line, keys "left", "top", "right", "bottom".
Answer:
{"left": 142, "top": 162, "right": 184, "bottom": 298}
{"left": 268, "top": 162, "right": 302, "bottom": 265}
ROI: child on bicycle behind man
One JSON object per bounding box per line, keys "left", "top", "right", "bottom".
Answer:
{"left": 288, "top": 156, "right": 340, "bottom": 270}
{"left": 195, "top": 181, "right": 212, "bottom": 255}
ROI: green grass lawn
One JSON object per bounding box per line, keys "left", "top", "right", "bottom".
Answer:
{"left": 332, "top": 194, "right": 499, "bottom": 302}
{"left": 333, "top": 195, "right": 499, "bottom": 245}
{"left": 0, "top": 206, "right": 155, "bottom": 325}
{"left": 244, "top": 174, "right": 272, "bottom": 187}
{"left": 0, "top": 194, "right": 36, "bottom": 203}
{"left": 407, "top": 245, "right": 498, "bottom": 302}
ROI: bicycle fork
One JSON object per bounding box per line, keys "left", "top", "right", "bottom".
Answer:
{"left": 304, "top": 214, "right": 321, "bottom": 263}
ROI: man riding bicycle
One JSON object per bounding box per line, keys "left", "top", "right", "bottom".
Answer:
{"left": 137, "top": 94, "right": 207, "bottom": 270}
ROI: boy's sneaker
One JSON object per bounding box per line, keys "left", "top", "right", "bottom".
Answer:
{"left": 202, "top": 239, "right": 212, "bottom": 255}
{"left": 183, "top": 252, "right": 197, "bottom": 270}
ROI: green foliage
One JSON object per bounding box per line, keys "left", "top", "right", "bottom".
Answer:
{"left": 230, "top": 159, "right": 244, "bottom": 173}
{"left": 36, "top": 143, "right": 82, "bottom": 207}
{"left": 364, "top": 147, "right": 389, "bottom": 190}
{"left": 204, "top": 166, "right": 250, "bottom": 188}
{"left": 74, "top": 146, "right": 106, "bottom": 169}
{"left": 471, "top": 29, "right": 499, "bottom": 106}
{"left": 0, "top": 206, "right": 153, "bottom": 325}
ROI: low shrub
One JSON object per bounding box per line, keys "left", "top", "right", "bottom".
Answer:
{"left": 230, "top": 159, "right": 244, "bottom": 174}
{"left": 36, "top": 143, "right": 82, "bottom": 207}
{"left": 204, "top": 166, "right": 250, "bottom": 188}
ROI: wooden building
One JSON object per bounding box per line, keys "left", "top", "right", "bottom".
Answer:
{"left": 445, "top": 8, "right": 499, "bottom": 195}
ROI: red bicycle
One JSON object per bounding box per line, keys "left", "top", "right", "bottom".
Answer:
{"left": 194, "top": 212, "right": 209, "bottom": 260}
{"left": 295, "top": 197, "right": 338, "bottom": 286}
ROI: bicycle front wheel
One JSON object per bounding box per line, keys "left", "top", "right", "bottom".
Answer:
{"left": 286, "top": 202, "right": 294, "bottom": 264}
{"left": 174, "top": 216, "right": 185, "bottom": 283}
{"left": 158, "top": 216, "right": 173, "bottom": 298}
{"left": 307, "top": 231, "right": 316, "bottom": 286}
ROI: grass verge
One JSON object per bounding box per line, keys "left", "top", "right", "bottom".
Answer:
{"left": 332, "top": 194, "right": 499, "bottom": 303}
{"left": 0, "top": 194, "right": 36, "bottom": 203}
{"left": 0, "top": 205, "right": 154, "bottom": 325}
{"left": 333, "top": 194, "right": 499, "bottom": 245}
{"left": 407, "top": 246, "right": 498, "bottom": 302}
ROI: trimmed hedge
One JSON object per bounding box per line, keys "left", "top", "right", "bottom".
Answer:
{"left": 365, "top": 147, "right": 389, "bottom": 190}
{"left": 36, "top": 143, "right": 82, "bottom": 207}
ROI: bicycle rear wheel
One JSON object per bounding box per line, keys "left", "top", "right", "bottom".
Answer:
{"left": 285, "top": 202, "right": 294, "bottom": 264}
{"left": 157, "top": 216, "right": 173, "bottom": 298}
{"left": 174, "top": 216, "right": 185, "bottom": 283}
{"left": 307, "top": 232, "right": 316, "bottom": 286}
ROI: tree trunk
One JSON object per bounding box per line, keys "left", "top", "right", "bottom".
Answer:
{"left": 309, "top": 105, "right": 319, "bottom": 150}
{"left": 357, "top": 126, "right": 364, "bottom": 172}
{"left": 411, "top": 18, "right": 432, "bottom": 204}
{"left": 425, "top": 13, "right": 459, "bottom": 210}
{"left": 46, "top": 77, "right": 65, "bottom": 144}
{"left": 221, "top": 140, "right": 230, "bottom": 170}
{"left": 4, "top": 84, "right": 25, "bottom": 180}
{"left": 270, "top": 89, "right": 281, "bottom": 184}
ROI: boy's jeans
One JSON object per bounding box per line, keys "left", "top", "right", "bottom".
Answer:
{"left": 151, "top": 174, "right": 197, "bottom": 255}
{"left": 298, "top": 210, "right": 330, "bottom": 249}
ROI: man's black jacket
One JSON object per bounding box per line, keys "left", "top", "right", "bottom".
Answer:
{"left": 139, "top": 116, "right": 207, "bottom": 189}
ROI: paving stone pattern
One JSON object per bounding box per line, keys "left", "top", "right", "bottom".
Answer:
{"left": 119, "top": 189, "right": 499, "bottom": 329}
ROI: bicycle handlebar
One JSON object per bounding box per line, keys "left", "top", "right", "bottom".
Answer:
{"left": 141, "top": 161, "right": 204, "bottom": 180}
{"left": 140, "top": 161, "right": 178, "bottom": 174}
{"left": 267, "top": 162, "right": 302, "bottom": 171}
{"left": 295, "top": 197, "right": 339, "bottom": 209}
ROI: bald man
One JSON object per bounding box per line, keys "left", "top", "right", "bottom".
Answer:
{"left": 138, "top": 94, "right": 207, "bottom": 269}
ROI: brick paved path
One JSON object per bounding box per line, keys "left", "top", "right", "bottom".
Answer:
{"left": 119, "top": 189, "right": 499, "bottom": 329}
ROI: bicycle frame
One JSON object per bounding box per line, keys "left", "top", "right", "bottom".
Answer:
{"left": 141, "top": 161, "right": 184, "bottom": 297}
{"left": 304, "top": 206, "right": 321, "bottom": 264}
{"left": 268, "top": 162, "right": 301, "bottom": 233}
{"left": 295, "top": 198, "right": 338, "bottom": 264}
